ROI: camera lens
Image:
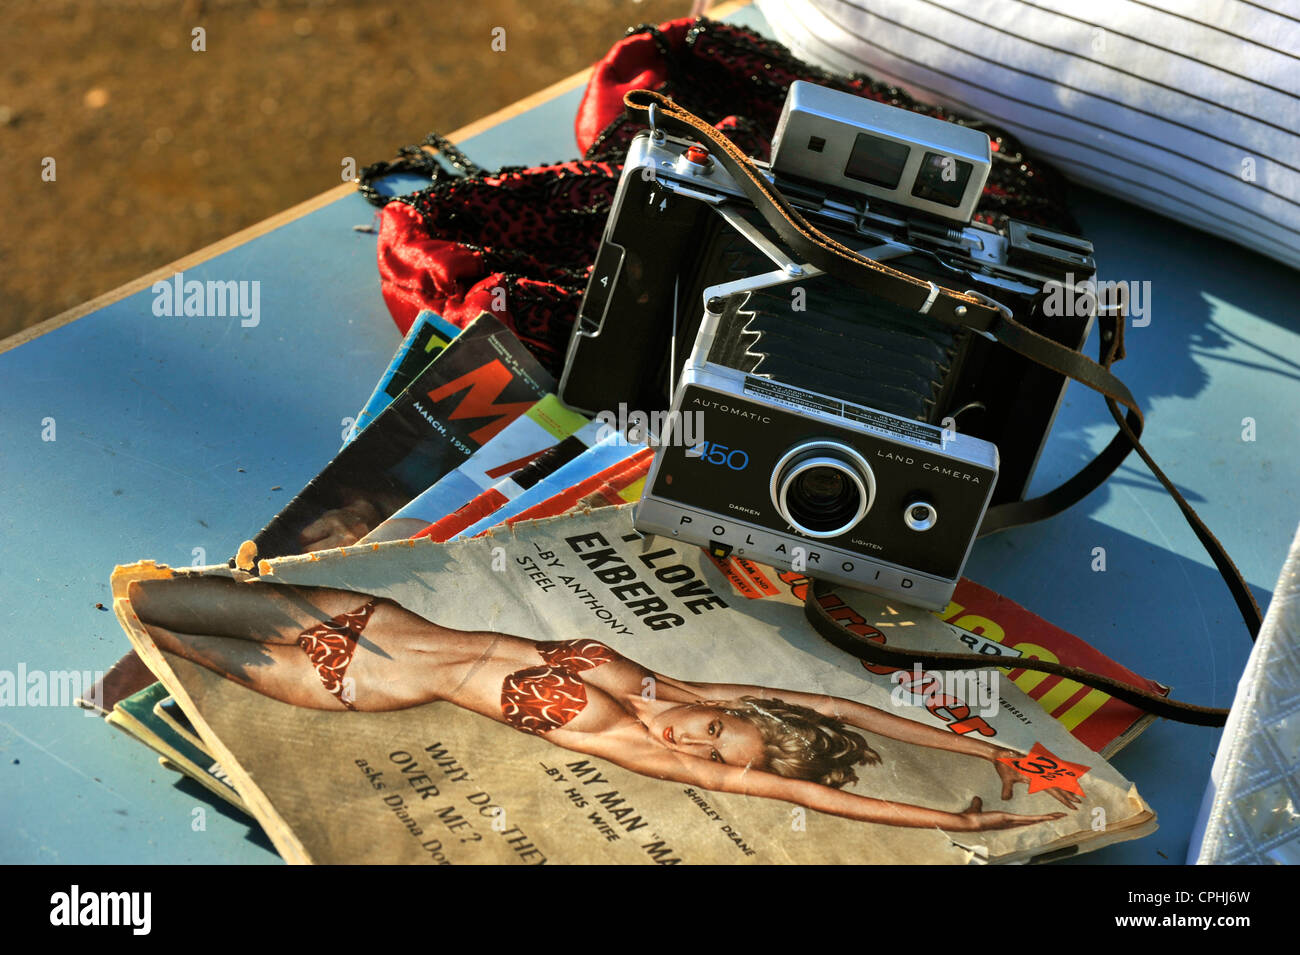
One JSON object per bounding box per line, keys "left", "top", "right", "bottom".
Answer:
{"left": 790, "top": 467, "right": 856, "bottom": 523}
{"left": 771, "top": 442, "right": 875, "bottom": 538}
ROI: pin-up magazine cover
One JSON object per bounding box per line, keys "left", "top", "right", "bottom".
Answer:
{"left": 112, "top": 506, "right": 1154, "bottom": 864}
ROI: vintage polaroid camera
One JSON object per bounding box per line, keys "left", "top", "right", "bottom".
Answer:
{"left": 559, "top": 81, "right": 1096, "bottom": 610}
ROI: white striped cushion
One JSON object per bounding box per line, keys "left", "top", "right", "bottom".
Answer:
{"left": 756, "top": 0, "right": 1300, "bottom": 270}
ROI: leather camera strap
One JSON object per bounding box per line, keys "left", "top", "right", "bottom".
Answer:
{"left": 803, "top": 577, "right": 1232, "bottom": 725}
{"left": 624, "top": 91, "right": 1262, "bottom": 724}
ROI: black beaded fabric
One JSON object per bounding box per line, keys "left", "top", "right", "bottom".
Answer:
{"left": 359, "top": 18, "right": 1080, "bottom": 375}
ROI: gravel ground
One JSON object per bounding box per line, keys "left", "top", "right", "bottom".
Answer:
{"left": 0, "top": 0, "right": 691, "bottom": 337}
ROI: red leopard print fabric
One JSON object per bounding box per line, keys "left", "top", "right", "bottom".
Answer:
{"left": 296, "top": 599, "right": 379, "bottom": 711}
{"left": 378, "top": 162, "right": 620, "bottom": 371}
{"left": 501, "top": 639, "right": 618, "bottom": 735}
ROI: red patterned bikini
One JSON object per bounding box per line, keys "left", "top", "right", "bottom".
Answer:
{"left": 296, "top": 604, "right": 614, "bottom": 725}
{"left": 500, "top": 639, "right": 617, "bottom": 735}
{"left": 296, "top": 599, "right": 380, "bottom": 710}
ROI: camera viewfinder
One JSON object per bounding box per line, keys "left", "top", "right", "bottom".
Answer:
{"left": 844, "top": 133, "right": 911, "bottom": 190}
{"left": 910, "top": 151, "right": 973, "bottom": 208}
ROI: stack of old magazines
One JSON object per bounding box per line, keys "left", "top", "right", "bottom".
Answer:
{"left": 91, "top": 311, "right": 1168, "bottom": 864}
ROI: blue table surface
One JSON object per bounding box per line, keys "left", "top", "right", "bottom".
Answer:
{"left": 2, "top": 5, "right": 1297, "bottom": 864}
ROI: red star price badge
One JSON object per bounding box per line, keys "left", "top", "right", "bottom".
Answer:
{"left": 998, "top": 743, "right": 1090, "bottom": 798}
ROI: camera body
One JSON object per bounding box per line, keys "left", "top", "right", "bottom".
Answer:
{"left": 635, "top": 355, "right": 999, "bottom": 609}
{"left": 560, "top": 81, "right": 1095, "bottom": 608}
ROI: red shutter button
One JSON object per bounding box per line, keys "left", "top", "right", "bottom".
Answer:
{"left": 684, "top": 145, "right": 712, "bottom": 167}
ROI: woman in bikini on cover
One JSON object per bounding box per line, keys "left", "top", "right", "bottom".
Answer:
{"left": 128, "top": 575, "right": 1075, "bottom": 833}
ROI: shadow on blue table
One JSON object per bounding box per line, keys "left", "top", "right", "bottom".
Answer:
{"left": 171, "top": 776, "right": 278, "bottom": 859}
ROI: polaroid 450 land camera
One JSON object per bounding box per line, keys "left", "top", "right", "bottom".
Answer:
{"left": 560, "top": 81, "right": 1101, "bottom": 611}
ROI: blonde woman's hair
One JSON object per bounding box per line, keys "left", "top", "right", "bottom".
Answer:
{"left": 720, "top": 696, "right": 876, "bottom": 788}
